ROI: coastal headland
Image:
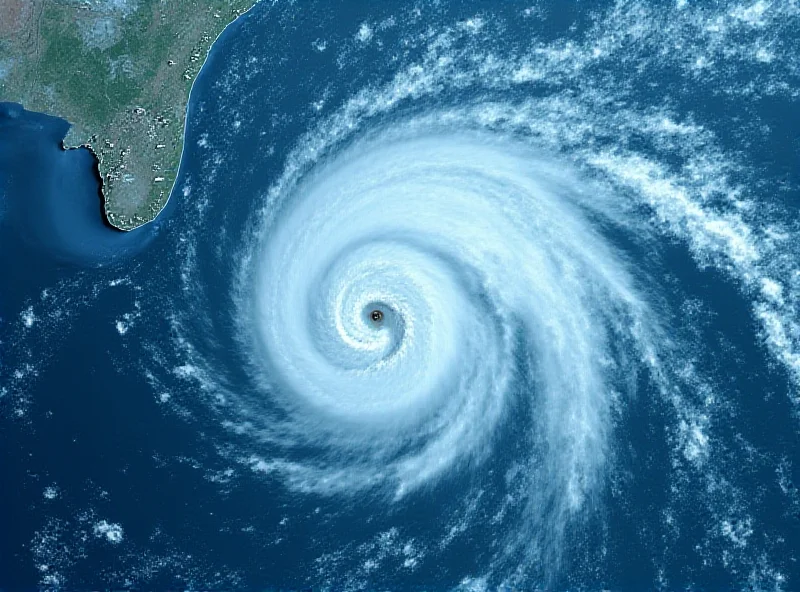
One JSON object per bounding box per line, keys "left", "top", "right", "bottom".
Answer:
{"left": 0, "top": 0, "right": 257, "bottom": 230}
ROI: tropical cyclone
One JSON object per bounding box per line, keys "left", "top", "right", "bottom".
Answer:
{"left": 0, "top": 0, "right": 256, "bottom": 230}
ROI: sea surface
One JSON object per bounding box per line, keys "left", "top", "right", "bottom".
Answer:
{"left": 1, "top": 1, "right": 800, "bottom": 590}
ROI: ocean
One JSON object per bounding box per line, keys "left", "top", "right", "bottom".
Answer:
{"left": 1, "top": 1, "right": 799, "bottom": 589}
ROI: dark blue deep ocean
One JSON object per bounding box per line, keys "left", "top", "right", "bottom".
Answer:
{"left": 2, "top": 1, "right": 800, "bottom": 590}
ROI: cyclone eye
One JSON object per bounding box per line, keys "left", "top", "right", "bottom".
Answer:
{"left": 370, "top": 309, "right": 384, "bottom": 323}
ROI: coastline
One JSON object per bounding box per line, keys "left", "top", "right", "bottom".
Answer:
{"left": 59, "top": 139, "right": 119, "bottom": 231}
{"left": 1, "top": 0, "right": 260, "bottom": 233}
{"left": 96, "top": 0, "right": 263, "bottom": 233}
{"left": 0, "top": 102, "right": 157, "bottom": 263}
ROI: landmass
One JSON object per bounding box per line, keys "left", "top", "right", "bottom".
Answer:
{"left": 0, "top": 0, "right": 257, "bottom": 230}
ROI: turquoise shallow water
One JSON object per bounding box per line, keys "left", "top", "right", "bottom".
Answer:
{"left": 1, "top": 1, "right": 800, "bottom": 589}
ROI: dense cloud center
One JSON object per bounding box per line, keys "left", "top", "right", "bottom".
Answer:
{"left": 233, "top": 133, "right": 654, "bottom": 501}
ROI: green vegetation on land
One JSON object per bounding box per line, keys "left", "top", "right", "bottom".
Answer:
{"left": 0, "top": 0, "right": 256, "bottom": 230}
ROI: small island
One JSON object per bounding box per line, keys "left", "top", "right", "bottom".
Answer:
{"left": 0, "top": 0, "right": 257, "bottom": 231}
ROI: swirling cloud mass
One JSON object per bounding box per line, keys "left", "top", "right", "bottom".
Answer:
{"left": 160, "top": 2, "right": 800, "bottom": 587}
{"left": 6, "top": 1, "right": 799, "bottom": 589}
{"left": 243, "top": 130, "right": 654, "bottom": 504}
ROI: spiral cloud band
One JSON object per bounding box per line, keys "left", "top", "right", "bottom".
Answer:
{"left": 4, "top": 2, "right": 799, "bottom": 588}
{"left": 230, "top": 128, "right": 657, "bottom": 516}
{"left": 145, "top": 2, "right": 800, "bottom": 587}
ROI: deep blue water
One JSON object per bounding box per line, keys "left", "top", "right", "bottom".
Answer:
{"left": 2, "top": 1, "right": 800, "bottom": 590}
